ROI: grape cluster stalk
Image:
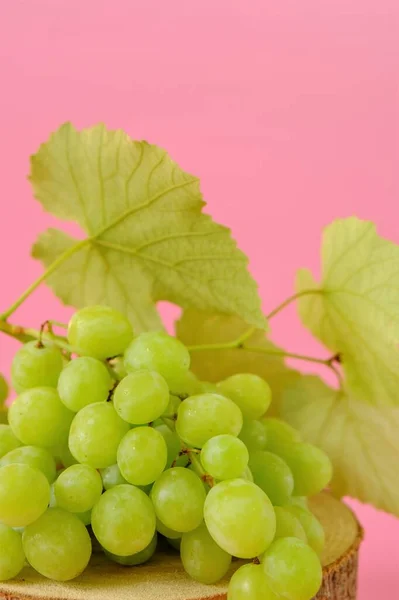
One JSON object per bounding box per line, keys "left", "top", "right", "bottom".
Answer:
{"left": 0, "top": 304, "right": 333, "bottom": 600}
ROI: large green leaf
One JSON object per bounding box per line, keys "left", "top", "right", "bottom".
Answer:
{"left": 31, "top": 123, "right": 266, "bottom": 332}
{"left": 176, "top": 309, "right": 299, "bottom": 414}
{"left": 282, "top": 374, "right": 399, "bottom": 516}
{"left": 296, "top": 217, "right": 399, "bottom": 405}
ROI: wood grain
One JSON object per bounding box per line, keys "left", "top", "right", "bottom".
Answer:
{"left": 0, "top": 493, "right": 363, "bottom": 600}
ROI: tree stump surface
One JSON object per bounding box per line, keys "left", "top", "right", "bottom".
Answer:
{"left": 0, "top": 493, "right": 363, "bottom": 600}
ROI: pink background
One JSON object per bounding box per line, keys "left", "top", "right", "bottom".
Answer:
{"left": 0, "top": 1, "right": 397, "bottom": 597}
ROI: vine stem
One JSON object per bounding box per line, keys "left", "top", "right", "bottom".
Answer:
{"left": 0, "top": 319, "right": 75, "bottom": 354}
{"left": 266, "top": 289, "right": 323, "bottom": 320}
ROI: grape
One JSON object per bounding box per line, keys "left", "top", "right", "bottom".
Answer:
{"left": 167, "top": 537, "right": 181, "bottom": 551}
{"left": 262, "top": 418, "right": 301, "bottom": 454}
{"left": 262, "top": 537, "right": 322, "bottom": 600}
{"left": 240, "top": 465, "right": 254, "bottom": 482}
{"left": 228, "top": 563, "right": 280, "bottom": 600}
{"left": 200, "top": 435, "right": 249, "bottom": 480}
{"left": 276, "top": 442, "right": 333, "bottom": 496}
{"left": 204, "top": 479, "right": 276, "bottom": 558}
{"left": 9, "top": 387, "right": 74, "bottom": 448}
{"left": 273, "top": 506, "right": 307, "bottom": 542}
{"left": 11, "top": 341, "right": 63, "bottom": 393}
{"left": 198, "top": 381, "right": 218, "bottom": 393}
{"left": 154, "top": 424, "right": 182, "bottom": 468}
{"left": 156, "top": 518, "right": 182, "bottom": 540}
{"left": 100, "top": 464, "right": 128, "bottom": 490}
{"left": 0, "top": 374, "right": 9, "bottom": 407}
{"left": 113, "top": 370, "right": 169, "bottom": 424}
{"left": 0, "top": 523, "right": 25, "bottom": 581}
{"left": 69, "top": 402, "right": 129, "bottom": 468}
{"left": 75, "top": 510, "right": 92, "bottom": 526}
{"left": 58, "top": 356, "right": 112, "bottom": 412}
{"left": 150, "top": 467, "right": 206, "bottom": 532}
{"left": 284, "top": 506, "right": 325, "bottom": 555}
{"left": 0, "top": 408, "right": 8, "bottom": 425}
{"left": 91, "top": 484, "right": 156, "bottom": 556}
{"left": 168, "top": 370, "right": 201, "bottom": 397}
{"left": 217, "top": 374, "right": 271, "bottom": 420}
{"left": 287, "top": 496, "right": 309, "bottom": 510}
{"left": 0, "top": 446, "right": 56, "bottom": 483}
{"left": 176, "top": 393, "right": 243, "bottom": 448}
{"left": 181, "top": 522, "right": 232, "bottom": 584}
{"left": 163, "top": 394, "right": 182, "bottom": 417}
{"left": 109, "top": 357, "right": 128, "bottom": 381}
{"left": 23, "top": 508, "right": 92, "bottom": 581}
{"left": 52, "top": 443, "right": 77, "bottom": 468}
{"left": 117, "top": 427, "right": 167, "bottom": 486}
{"left": 68, "top": 305, "right": 133, "bottom": 360}
{"left": 0, "top": 425, "right": 21, "bottom": 459}
{"left": 238, "top": 419, "right": 267, "bottom": 452}
{"left": 249, "top": 451, "right": 294, "bottom": 506}
{"left": 105, "top": 532, "right": 158, "bottom": 566}
{"left": 54, "top": 464, "right": 103, "bottom": 513}
{"left": 124, "top": 332, "right": 190, "bottom": 388}
{"left": 0, "top": 463, "right": 50, "bottom": 527}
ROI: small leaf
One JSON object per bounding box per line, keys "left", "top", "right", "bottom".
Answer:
{"left": 30, "top": 123, "right": 266, "bottom": 332}
{"left": 176, "top": 309, "right": 299, "bottom": 413}
{"left": 281, "top": 375, "right": 399, "bottom": 516}
{"left": 296, "top": 217, "right": 399, "bottom": 405}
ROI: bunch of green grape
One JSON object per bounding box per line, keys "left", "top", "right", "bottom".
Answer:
{"left": 0, "top": 305, "right": 333, "bottom": 600}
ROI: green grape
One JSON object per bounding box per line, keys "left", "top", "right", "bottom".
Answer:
{"left": 0, "top": 523, "right": 25, "bottom": 581}
{"left": 198, "top": 381, "right": 218, "bottom": 393}
{"left": 204, "top": 479, "right": 276, "bottom": 558}
{"left": 156, "top": 518, "right": 182, "bottom": 540}
{"left": 53, "top": 443, "right": 77, "bottom": 468}
{"left": 0, "top": 445, "right": 56, "bottom": 483}
{"left": 240, "top": 465, "right": 254, "bottom": 482}
{"left": 163, "top": 394, "right": 182, "bottom": 417}
{"left": 117, "top": 427, "right": 167, "bottom": 486}
{"left": 69, "top": 402, "right": 129, "bottom": 468}
{"left": 109, "top": 357, "right": 128, "bottom": 381}
{"left": 54, "top": 464, "right": 103, "bottom": 513}
{"left": 0, "top": 408, "right": 8, "bottom": 425}
{"left": 228, "top": 563, "right": 280, "bottom": 600}
{"left": 249, "top": 451, "right": 294, "bottom": 506}
{"left": 238, "top": 419, "right": 267, "bottom": 452}
{"left": 287, "top": 496, "right": 309, "bottom": 510}
{"left": 154, "top": 424, "right": 182, "bottom": 469}
{"left": 68, "top": 305, "right": 133, "bottom": 360}
{"left": 23, "top": 508, "right": 92, "bottom": 581}
{"left": 284, "top": 506, "right": 325, "bottom": 555}
{"left": 91, "top": 484, "right": 156, "bottom": 556}
{"left": 75, "top": 510, "right": 92, "bottom": 526}
{"left": 200, "top": 435, "right": 249, "bottom": 480}
{"left": 273, "top": 506, "right": 307, "bottom": 542}
{"left": 167, "top": 537, "right": 181, "bottom": 551}
{"left": 217, "top": 374, "right": 271, "bottom": 420}
{"left": 176, "top": 393, "right": 243, "bottom": 448}
{"left": 0, "top": 463, "right": 50, "bottom": 527}
{"left": 0, "top": 374, "right": 9, "bottom": 407}
{"left": 0, "top": 425, "right": 21, "bottom": 459}
{"left": 9, "top": 387, "right": 74, "bottom": 448}
{"left": 100, "top": 464, "right": 128, "bottom": 490}
{"left": 277, "top": 442, "right": 333, "bottom": 496}
{"left": 262, "top": 537, "right": 322, "bottom": 600}
{"left": 124, "top": 332, "right": 190, "bottom": 388}
{"left": 168, "top": 370, "right": 202, "bottom": 397}
{"left": 58, "top": 356, "right": 112, "bottom": 412}
{"left": 11, "top": 341, "right": 63, "bottom": 393}
{"left": 150, "top": 467, "right": 206, "bottom": 533}
{"left": 181, "top": 522, "right": 232, "bottom": 584}
{"left": 105, "top": 533, "right": 158, "bottom": 566}
{"left": 113, "top": 370, "right": 169, "bottom": 424}
{"left": 262, "top": 418, "right": 301, "bottom": 454}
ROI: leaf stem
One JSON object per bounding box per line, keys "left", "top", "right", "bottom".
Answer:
{"left": 266, "top": 289, "right": 322, "bottom": 321}
{"left": 0, "top": 239, "right": 88, "bottom": 320}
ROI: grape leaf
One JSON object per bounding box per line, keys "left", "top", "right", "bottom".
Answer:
{"left": 281, "top": 374, "right": 399, "bottom": 516}
{"left": 176, "top": 309, "right": 299, "bottom": 413}
{"left": 30, "top": 123, "right": 266, "bottom": 332}
{"left": 296, "top": 217, "right": 399, "bottom": 406}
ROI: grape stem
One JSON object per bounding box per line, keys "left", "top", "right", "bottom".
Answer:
{"left": 0, "top": 319, "right": 76, "bottom": 354}
{"left": 187, "top": 289, "right": 343, "bottom": 387}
